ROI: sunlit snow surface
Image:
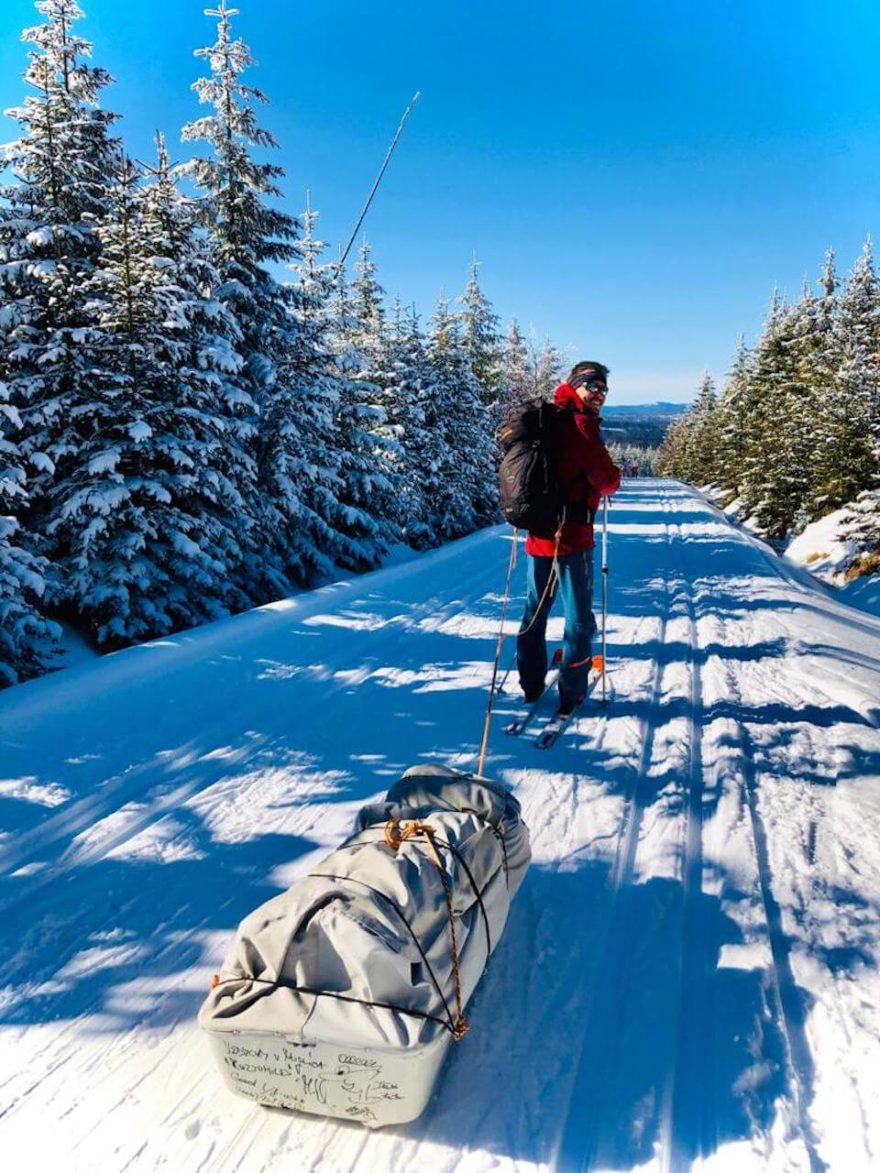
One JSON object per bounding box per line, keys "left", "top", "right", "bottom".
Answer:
{"left": 0, "top": 481, "right": 878, "bottom": 1172}
{"left": 784, "top": 506, "right": 880, "bottom": 620}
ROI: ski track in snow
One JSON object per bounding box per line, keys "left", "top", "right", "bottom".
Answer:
{"left": 1, "top": 481, "right": 879, "bottom": 1172}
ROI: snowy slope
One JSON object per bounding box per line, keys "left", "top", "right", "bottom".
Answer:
{"left": 784, "top": 508, "right": 880, "bottom": 620}
{"left": 1, "top": 480, "right": 879, "bottom": 1172}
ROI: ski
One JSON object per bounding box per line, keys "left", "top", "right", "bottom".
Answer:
{"left": 534, "top": 657, "right": 605, "bottom": 749}
{"left": 534, "top": 705, "right": 582, "bottom": 749}
{"left": 503, "top": 650, "right": 563, "bottom": 736}
{"left": 503, "top": 671, "right": 559, "bottom": 736}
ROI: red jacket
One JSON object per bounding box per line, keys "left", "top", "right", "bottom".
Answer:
{"left": 525, "top": 383, "right": 621, "bottom": 556}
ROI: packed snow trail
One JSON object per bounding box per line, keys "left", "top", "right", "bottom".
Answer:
{"left": 1, "top": 480, "right": 879, "bottom": 1172}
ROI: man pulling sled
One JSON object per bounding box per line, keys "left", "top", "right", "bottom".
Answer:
{"left": 498, "top": 360, "right": 621, "bottom": 720}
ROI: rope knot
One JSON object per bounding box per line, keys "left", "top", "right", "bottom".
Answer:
{"left": 451, "top": 1015, "right": 469, "bottom": 1041}
{"left": 385, "top": 818, "right": 444, "bottom": 868}
{"left": 384, "top": 815, "right": 404, "bottom": 852}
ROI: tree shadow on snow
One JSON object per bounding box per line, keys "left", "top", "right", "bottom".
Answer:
{"left": 0, "top": 820, "right": 321, "bottom": 1031}
{"left": 392, "top": 861, "right": 806, "bottom": 1171}
{"left": 0, "top": 492, "right": 874, "bottom": 1169}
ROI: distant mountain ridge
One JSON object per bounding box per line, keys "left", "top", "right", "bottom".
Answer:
{"left": 600, "top": 401, "right": 689, "bottom": 446}
{"left": 602, "top": 402, "right": 690, "bottom": 416}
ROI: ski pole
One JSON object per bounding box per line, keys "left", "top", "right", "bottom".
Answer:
{"left": 339, "top": 92, "right": 421, "bottom": 268}
{"left": 601, "top": 497, "right": 609, "bottom": 704}
{"left": 477, "top": 532, "right": 518, "bottom": 777}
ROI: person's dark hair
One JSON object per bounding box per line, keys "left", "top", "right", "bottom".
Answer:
{"left": 568, "top": 360, "right": 610, "bottom": 386}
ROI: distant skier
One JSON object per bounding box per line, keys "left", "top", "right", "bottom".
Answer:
{"left": 516, "top": 361, "right": 621, "bottom": 715}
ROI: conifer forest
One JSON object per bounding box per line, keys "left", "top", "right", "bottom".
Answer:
{"left": 6, "top": 2, "right": 878, "bottom": 693}
{"left": 0, "top": 0, "right": 562, "bottom": 687}
{"left": 659, "top": 246, "right": 880, "bottom": 574}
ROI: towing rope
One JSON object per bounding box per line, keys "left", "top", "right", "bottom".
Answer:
{"left": 517, "top": 515, "right": 565, "bottom": 638}
{"left": 476, "top": 532, "right": 518, "bottom": 776}
{"left": 477, "top": 514, "right": 565, "bottom": 776}
{"left": 384, "top": 817, "right": 469, "bottom": 1040}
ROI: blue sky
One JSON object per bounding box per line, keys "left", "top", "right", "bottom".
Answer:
{"left": 2, "top": 0, "right": 880, "bottom": 403}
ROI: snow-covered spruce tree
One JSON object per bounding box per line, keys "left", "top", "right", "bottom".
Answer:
{"left": 769, "top": 286, "right": 820, "bottom": 535}
{"left": 274, "top": 201, "right": 384, "bottom": 576}
{"left": 383, "top": 302, "right": 444, "bottom": 547}
{"left": 182, "top": 0, "right": 306, "bottom": 597}
{"left": 426, "top": 297, "right": 498, "bottom": 536}
{"left": 656, "top": 379, "right": 717, "bottom": 485}
{"left": 0, "top": 380, "right": 59, "bottom": 684}
{"left": 137, "top": 136, "right": 261, "bottom": 613}
{"left": 738, "top": 289, "right": 814, "bottom": 537}
{"left": 46, "top": 147, "right": 259, "bottom": 646}
{"left": 607, "top": 442, "right": 658, "bottom": 476}
{"left": 346, "top": 241, "right": 404, "bottom": 504}
{"left": 711, "top": 335, "right": 754, "bottom": 496}
{"left": 350, "top": 239, "right": 385, "bottom": 345}
{"left": 0, "top": 0, "right": 122, "bottom": 529}
{"left": 810, "top": 240, "right": 880, "bottom": 515}
{"left": 838, "top": 239, "right": 880, "bottom": 433}
{"left": 681, "top": 374, "right": 719, "bottom": 487}
{"left": 254, "top": 197, "right": 338, "bottom": 590}
{"left": 735, "top": 297, "right": 784, "bottom": 532}
{"left": 788, "top": 250, "right": 845, "bottom": 525}
{"left": 841, "top": 489, "right": 880, "bottom": 578}
{"left": 458, "top": 256, "right": 505, "bottom": 418}
{"left": 656, "top": 411, "right": 693, "bottom": 478}
{"left": 534, "top": 337, "right": 563, "bottom": 398}
{"left": 324, "top": 271, "right": 399, "bottom": 569}
{"left": 500, "top": 318, "right": 534, "bottom": 413}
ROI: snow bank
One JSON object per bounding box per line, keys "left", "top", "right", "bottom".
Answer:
{"left": 785, "top": 508, "right": 859, "bottom": 582}
{"left": 785, "top": 508, "right": 880, "bottom": 618}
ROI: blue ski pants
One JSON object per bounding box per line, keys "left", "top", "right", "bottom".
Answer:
{"left": 517, "top": 550, "right": 597, "bottom": 709}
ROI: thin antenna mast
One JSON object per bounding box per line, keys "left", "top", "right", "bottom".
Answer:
{"left": 339, "top": 91, "right": 421, "bottom": 268}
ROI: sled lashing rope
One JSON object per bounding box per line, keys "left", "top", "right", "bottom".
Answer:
{"left": 384, "top": 816, "right": 470, "bottom": 1041}
{"left": 210, "top": 818, "right": 495, "bottom": 1043}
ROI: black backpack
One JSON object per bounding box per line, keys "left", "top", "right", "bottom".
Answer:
{"left": 496, "top": 397, "right": 566, "bottom": 535}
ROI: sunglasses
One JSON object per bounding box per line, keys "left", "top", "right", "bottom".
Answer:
{"left": 582, "top": 379, "right": 608, "bottom": 396}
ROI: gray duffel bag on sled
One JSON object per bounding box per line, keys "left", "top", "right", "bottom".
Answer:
{"left": 198, "top": 764, "right": 531, "bottom": 1127}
